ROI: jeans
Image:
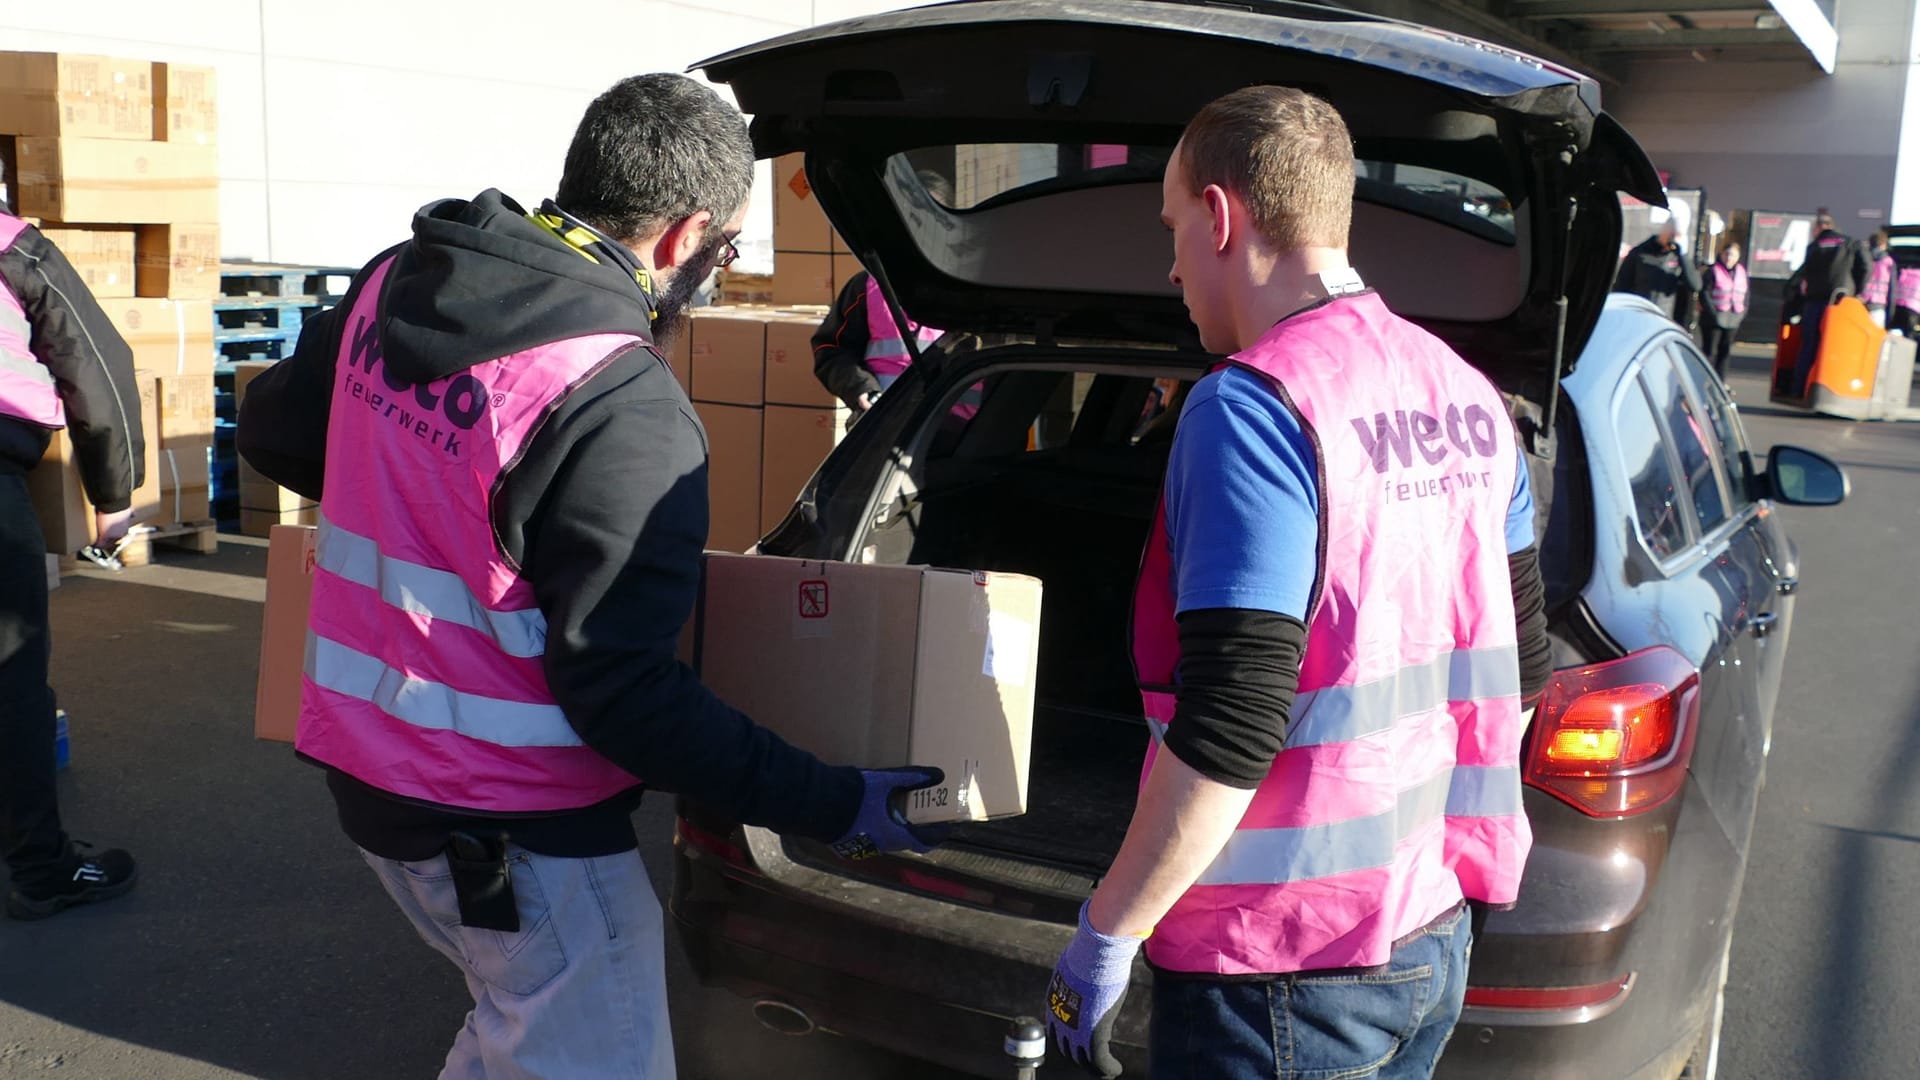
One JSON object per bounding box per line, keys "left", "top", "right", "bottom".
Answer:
{"left": 1150, "top": 905, "right": 1472, "bottom": 1080}
{"left": 363, "top": 844, "right": 676, "bottom": 1079}
{"left": 0, "top": 472, "right": 67, "bottom": 884}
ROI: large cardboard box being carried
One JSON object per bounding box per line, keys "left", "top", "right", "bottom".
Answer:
{"left": 0, "top": 53, "right": 152, "bottom": 141}
{"left": 11, "top": 136, "right": 218, "bottom": 223}
{"left": 694, "top": 554, "right": 1039, "bottom": 824}
{"left": 255, "top": 525, "right": 317, "bottom": 743}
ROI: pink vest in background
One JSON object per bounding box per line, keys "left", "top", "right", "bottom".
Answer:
{"left": 297, "top": 255, "right": 644, "bottom": 813}
{"left": 862, "top": 274, "right": 941, "bottom": 379}
{"left": 1132, "top": 292, "right": 1531, "bottom": 975}
{"left": 1863, "top": 253, "right": 1894, "bottom": 307}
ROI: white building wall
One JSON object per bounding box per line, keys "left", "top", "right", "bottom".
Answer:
{"left": 0, "top": 0, "right": 918, "bottom": 269}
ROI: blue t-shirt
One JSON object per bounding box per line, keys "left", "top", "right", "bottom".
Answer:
{"left": 1164, "top": 367, "right": 1535, "bottom": 619}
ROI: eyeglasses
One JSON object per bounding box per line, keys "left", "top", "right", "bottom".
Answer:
{"left": 716, "top": 234, "right": 740, "bottom": 269}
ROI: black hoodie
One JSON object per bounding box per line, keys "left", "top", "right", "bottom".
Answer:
{"left": 238, "top": 190, "right": 862, "bottom": 859}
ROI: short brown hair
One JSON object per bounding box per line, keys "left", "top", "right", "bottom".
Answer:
{"left": 1178, "top": 86, "right": 1356, "bottom": 251}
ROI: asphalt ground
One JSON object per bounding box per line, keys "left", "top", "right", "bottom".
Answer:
{"left": 1, "top": 345, "right": 1913, "bottom": 1079}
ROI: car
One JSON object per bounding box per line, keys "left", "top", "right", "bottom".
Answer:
{"left": 670, "top": 3, "right": 1849, "bottom": 1077}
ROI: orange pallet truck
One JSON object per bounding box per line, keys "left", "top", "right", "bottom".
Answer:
{"left": 1772, "top": 297, "right": 1919, "bottom": 420}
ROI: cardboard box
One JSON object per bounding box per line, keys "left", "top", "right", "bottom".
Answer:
{"left": 151, "top": 62, "right": 215, "bottom": 144}
{"left": 693, "top": 554, "right": 1040, "bottom": 824}
{"left": 665, "top": 319, "right": 692, "bottom": 399}
{"left": 773, "top": 154, "right": 836, "bottom": 255}
{"left": 771, "top": 252, "right": 837, "bottom": 307}
{"left": 0, "top": 53, "right": 152, "bottom": 140}
{"left": 135, "top": 223, "right": 219, "bottom": 299}
{"left": 157, "top": 436, "right": 211, "bottom": 525}
{"left": 230, "top": 358, "right": 274, "bottom": 401}
{"left": 690, "top": 307, "right": 768, "bottom": 406}
{"left": 693, "top": 402, "right": 763, "bottom": 553}
{"left": 157, "top": 373, "right": 214, "bottom": 446}
{"left": 255, "top": 524, "right": 317, "bottom": 742}
{"left": 102, "top": 297, "right": 215, "bottom": 375}
{"left": 11, "top": 136, "right": 219, "bottom": 223}
{"left": 764, "top": 312, "right": 835, "bottom": 407}
{"left": 715, "top": 271, "right": 775, "bottom": 307}
{"left": 24, "top": 368, "right": 161, "bottom": 554}
{"left": 37, "top": 225, "right": 135, "bottom": 297}
{"left": 238, "top": 474, "right": 313, "bottom": 513}
{"left": 761, "top": 403, "right": 848, "bottom": 531}
{"left": 240, "top": 505, "right": 319, "bottom": 538}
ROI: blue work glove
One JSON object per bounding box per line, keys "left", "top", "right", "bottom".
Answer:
{"left": 1046, "top": 901, "right": 1141, "bottom": 1078}
{"left": 830, "top": 766, "right": 950, "bottom": 860}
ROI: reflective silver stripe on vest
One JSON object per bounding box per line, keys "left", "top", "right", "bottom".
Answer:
{"left": 317, "top": 517, "right": 546, "bottom": 658}
{"left": 1194, "top": 765, "right": 1522, "bottom": 887}
{"left": 1286, "top": 646, "right": 1520, "bottom": 749}
{"left": 865, "top": 336, "right": 907, "bottom": 360}
{"left": 0, "top": 301, "right": 33, "bottom": 350}
{"left": 306, "top": 634, "right": 580, "bottom": 748}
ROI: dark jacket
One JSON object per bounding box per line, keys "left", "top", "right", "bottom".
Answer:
{"left": 0, "top": 219, "right": 144, "bottom": 511}
{"left": 812, "top": 270, "right": 881, "bottom": 408}
{"left": 237, "top": 189, "right": 861, "bottom": 860}
{"left": 1786, "top": 229, "right": 1871, "bottom": 306}
{"left": 1613, "top": 235, "right": 1702, "bottom": 322}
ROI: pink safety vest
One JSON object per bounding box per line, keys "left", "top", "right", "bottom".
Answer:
{"left": 1132, "top": 292, "right": 1531, "bottom": 976}
{"left": 0, "top": 214, "right": 65, "bottom": 430}
{"left": 862, "top": 274, "right": 941, "bottom": 379}
{"left": 1864, "top": 253, "right": 1894, "bottom": 307}
{"left": 1897, "top": 267, "right": 1920, "bottom": 313}
{"left": 1707, "top": 262, "right": 1749, "bottom": 315}
{"left": 297, "top": 255, "right": 644, "bottom": 813}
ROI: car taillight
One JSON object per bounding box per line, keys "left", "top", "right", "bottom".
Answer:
{"left": 1525, "top": 646, "right": 1701, "bottom": 817}
{"left": 675, "top": 817, "right": 757, "bottom": 874}
{"left": 1465, "top": 973, "right": 1635, "bottom": 1013}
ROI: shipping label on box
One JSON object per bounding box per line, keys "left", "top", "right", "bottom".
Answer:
{"left": 760, "top": 403, "right": 848, "bottom": 532}
{"left": 136, "top": 223, "right": 219, "bottom": 299}
{"left": 37, "top": 225, "right": 135, "bottom": 297}
{"left": 695, "top": 555, "right": 1040, "bottom": 824}
{"left": 692, "top": 402, "right": 763, "bottom": 553}
{"left": 255, "top": 524, "right": 318, "bottom": 742}
{"left": 764, "top": 313, "right": 835, "bottom": 407}
{"left": 157, "top": 373, "right": 214, "bottom": 446}
{"left": 0, "top": 53, "right": 152, "bottom": 140}
{"left": 689, "top": 307, "right": 768, "bottom": 406}
{"left": 103, "top": 297, "right": 214, "bottom": 375}
{"left": 151, "top": 62, "right": 216, "bottom": 144}
{"left": 12, "top": 136, "right": 219, "bottom": 223}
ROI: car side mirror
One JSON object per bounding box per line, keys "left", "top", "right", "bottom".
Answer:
{"left": 1766, "top": 445, "right": 1848, "bottom": 506}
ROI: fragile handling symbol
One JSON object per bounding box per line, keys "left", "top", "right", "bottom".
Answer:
{"left": 798, "top": 579, "right": 829, "bottom": 619}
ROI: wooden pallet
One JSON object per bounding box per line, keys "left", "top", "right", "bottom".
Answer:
{"left": 117, "top": 519, "right": 220, "bottom": 568}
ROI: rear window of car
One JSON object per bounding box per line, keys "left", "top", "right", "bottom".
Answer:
{"left": 893, "top": 145, "right": 1515, "bottom": 240}
{"left": 1615, "top": 377, "right": 1690, "bottom": 560}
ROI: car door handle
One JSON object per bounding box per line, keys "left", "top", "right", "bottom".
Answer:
{"left": 1746, "top": 612, "right": 1780, "bottom": 638}
{"left": 1776, "top": 576, "right": 1798, "bottom": 595}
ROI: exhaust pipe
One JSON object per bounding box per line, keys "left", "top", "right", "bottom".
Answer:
{"left": 751, "top": 998, "right": 817, "bottom": 1037}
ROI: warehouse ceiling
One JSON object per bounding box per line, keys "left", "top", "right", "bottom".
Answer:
{"left": 1336, "top": 0, "right": 1839, "bottom": 82}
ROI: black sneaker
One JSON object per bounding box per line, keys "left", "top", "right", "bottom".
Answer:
{"left": 5, "top": 844, "right": 138, "bottom": 920}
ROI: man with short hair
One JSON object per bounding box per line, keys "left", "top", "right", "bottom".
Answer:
{"left": 1614, "top": 217, "right": 1702, "bottom": 323}
{"left": 1042, "top": 86, "right": 1549, "bottom": 1079}
{"left": 239, "top": 74, "right": 943, "bottom": 1077}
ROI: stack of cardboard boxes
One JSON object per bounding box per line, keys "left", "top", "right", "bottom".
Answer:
{"left": 1, "top": 52, "right": 220, "bottom": 557}
{"left": 229, "top": 360, "right": 318, "bottom": 535}
{"left": 770, "top": 153, "right": 851, "bottom": 306}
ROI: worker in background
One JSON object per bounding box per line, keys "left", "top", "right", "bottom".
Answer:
{"left": 1613, "top": 217, "right": 1702, "bottom": 323}
{"left": 812, "top": 171, "right": 954, "bottom": 416}
{"left": 1042, "top": 87, "right": 1550, "bottom": 1079}
{"left": 237, "top": 75, "right": 945, "bottom": 1077}
{"left": 1892, "top": 263, "right": 1920, "bottom": 336}
{"left": 1861, "top": 230, "right": 1895, "bottom": 327}
{"left": 1782, "top": 211, "right": 1872, "bottom": 398}
{"left": 0, "top": 209, "right": 143, "bottom": 919}
{"left": 1699, "top": 241, "right": 1749, "bottom": 381}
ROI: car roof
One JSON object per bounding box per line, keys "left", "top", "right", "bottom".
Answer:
{"left": 1564, "top": 293, "right": 1679, "bottom": 406}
